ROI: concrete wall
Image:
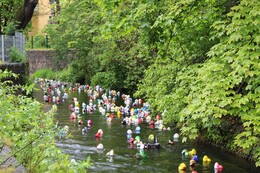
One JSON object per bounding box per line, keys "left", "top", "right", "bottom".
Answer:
{"left": 26, "top": 50, "right": 74, "bottom": 74}
{"left": 0, "top": 50, "right": 74, "bottom": 84}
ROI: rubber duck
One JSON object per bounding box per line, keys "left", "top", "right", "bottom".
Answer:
{"left": 139, "top": 98, "right": 142, "bottom": 105}
{"left": 190, "top": 159, "right": 196, "bottom": 170}
{"left": 173, "top": 133, "right": 179, "bottom": 139}
{"left": 87, "top": 119, "right": 93, "bottom": 125}
{"left": 70, "top": 112, "right": 77, "bottom": 120}
{"left": 193, "top": 155, "right": 199, "bottom": 163}
{"left": 64, "top": 125, "right": 69, "bottom": 133}
{"left": 82, "top": 127, "right": 88, "bottom": 135}
{"left": 129, "top": 137, "right": 135, "bottom": 143}
{"left": 78, "top": 119, "right": 83, "bottom": 125}
{"left": 127, "top": 129, "right": 133, "bottom": 135}
{"left": 148, "top": 134, "right": 155, "bottom": 143}
{"left": 203, "top": 155, "right": 211, "bottom": 163}
{"left": 146, "top": 115, "right": 151, "bottom": 123}
{"left": 181, "top": 149, "right": 189, "bottom": 156}
{"left": 52, "top": 96, "right": 56, "bottom": 103}
{"left": 135, "top": 149, "right": 147, "bottom": 159}
{"left": 189, "top": 149, "right": 197, "bottom": 156}
{"left": 117, "top": 110, "right": 121, "bottom": 118}
{"left": 127, "top": 129, "right": 133, "bottom": 139}
{"left": 107, "top": 116, "right": 112, "bottom": 122}
{"left": 178, "top": 163, "right": 187, "bottom": 172}
{"left": 121, "top": 116, "right": 128, "bottom": 125}
{"left": 110, "top": 113, "right": 115, "bottom": 119}
{"left": 214, "top": 162, "right": 223, "bottom": 173}
{"left": 134, "top": 136, "right": 141, "bottom": 143}
{"left": 139, "top": 143, "right": 145, "bottom": 150}
{"left": 75, "top": 106, "right": 80, "bottom": 114}
{"left": 168, "top": 139, "right": 174, "bottom": 145}
{"left": 52, "top": 104, "right": 57, "bottom": 112}
{"left": 138, "top": 117, "right": 143, "bottom": 124}
{"left": 97, "top": 143, "right": 104, "bottom": 150}
{"left": 95, "top": 129, "right": 103, "bottom": 138}
{"left": 135, "top": 126, "right": 141, "bottom": 134}
{"left": 106, "top": 150, "right": 114, "bottom": 156}
{"left": 149, "top": 119, "right": 155, "bottom": 129}
{"left": 134, "top": 136, "right": 143, "bottom": 148}
{"left": 77, "top": 114, "right": 82, "bottom": 119}
{"left": 70, "top": 159, "right": 77, "bottom": 165}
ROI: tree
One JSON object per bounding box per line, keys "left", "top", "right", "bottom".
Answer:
{"left": 136, "top": 0, "right": 260, "bottom": 166}
{"left": 47, "top": 0, "right": 155, "bottom": 91}
{"left": 135, "top": 0, "right": 227, "bottom": 120}
{"left": 0, "top": 0, "right": 38, "bottom": 35}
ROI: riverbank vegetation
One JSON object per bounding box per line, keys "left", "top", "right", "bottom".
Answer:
{"left": 0, "top": 70, "right": 91, "bottom": 172}
{"left": 37, "top": 0, "right": 259, "bottom": 166}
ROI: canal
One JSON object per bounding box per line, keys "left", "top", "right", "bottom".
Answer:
{"left": 34, "top": 83, "right": 260, "bottom": 173}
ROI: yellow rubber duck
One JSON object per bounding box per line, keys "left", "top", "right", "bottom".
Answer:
{"left": 189, "top": 149, "right": 197, "bottom": 156}
{"left": 178, "top": 163, "right": 187, "bottom": 172}
{"left": 203, "top": 155, "right": 211, "bottom": 162}
{"left": 117, "top": 111, "right": 121, "bottom": 118}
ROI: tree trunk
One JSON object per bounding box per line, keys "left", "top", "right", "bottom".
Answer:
{"left": 15, "top": 0, "right": 38, "bottom": 30}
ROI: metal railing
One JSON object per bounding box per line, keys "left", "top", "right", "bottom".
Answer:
{"left": 0, "top": 32, "right": 25, "bottom": 63}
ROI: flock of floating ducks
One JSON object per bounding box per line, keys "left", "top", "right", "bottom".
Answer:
{"left": 38, "top": 79, "right": 224, "bottom": 173}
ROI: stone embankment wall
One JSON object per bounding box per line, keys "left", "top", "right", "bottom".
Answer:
{"left": 26, "top": 50, "right": 75, "bottom": 74}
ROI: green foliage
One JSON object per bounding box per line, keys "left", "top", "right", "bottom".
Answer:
{"left": 26, "top": 34, "right": 49, "bottom": 49}
{"left": 0, "top": 70, "right": 91, "bottom": 172}
{"left": 0, "top": 0, "right": 23, "bottom": 34}
{"left": 135, "top": 0, "right": 260, "bottom": 166}
{"left": 201, "top": 0, "right": 260, "bottom": 165}
{"left": 91, "top": 71, "right": 118, "bottom": 90}
{"left": 9, "top": 47, "right": 26, "bottom": 63}
{"left": 55, "top": 67, "right": 73, "bottom": 82}
{"left": 135, "top": 0, "right": 227, "bottom": 120}
{"left": 31, "top": 68, "right": 56, "bottom": 80}
{"left": 31, "top": 68, "right": 73, "bottom": 83}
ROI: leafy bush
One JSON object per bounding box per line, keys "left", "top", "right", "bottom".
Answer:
{"left": 91, "top": 71, "right": 118, "bottom": 90}
{"left": 31, "top": 68, "right": 56, "bottom": 80}
{"left": 31, "top": 68, "right": 73, "bottom": 83}
{"left": 55, "top": 68, "right": 72, "bottom": 82}
{"left": 10, "top": 47, "right": 26, "bottom": 63}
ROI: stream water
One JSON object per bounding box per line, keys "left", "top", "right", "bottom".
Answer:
{"left": 34, "top": 83, "right": 260, "bottom": 173}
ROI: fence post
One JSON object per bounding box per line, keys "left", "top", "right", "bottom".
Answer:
{"left": 22, "top": 34, "right": 25, "bottom": 53}
{"left": 46, "top": 35, "right": 48, "bottom": 48}
{"left": 13, "top": 35, "right": 15, "bottom": 48}
{"left": 1, "top": 35, "right": 4, "bottom": 63}
{"left": 31, "top": 36, "right": 34, "bottom": 49}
